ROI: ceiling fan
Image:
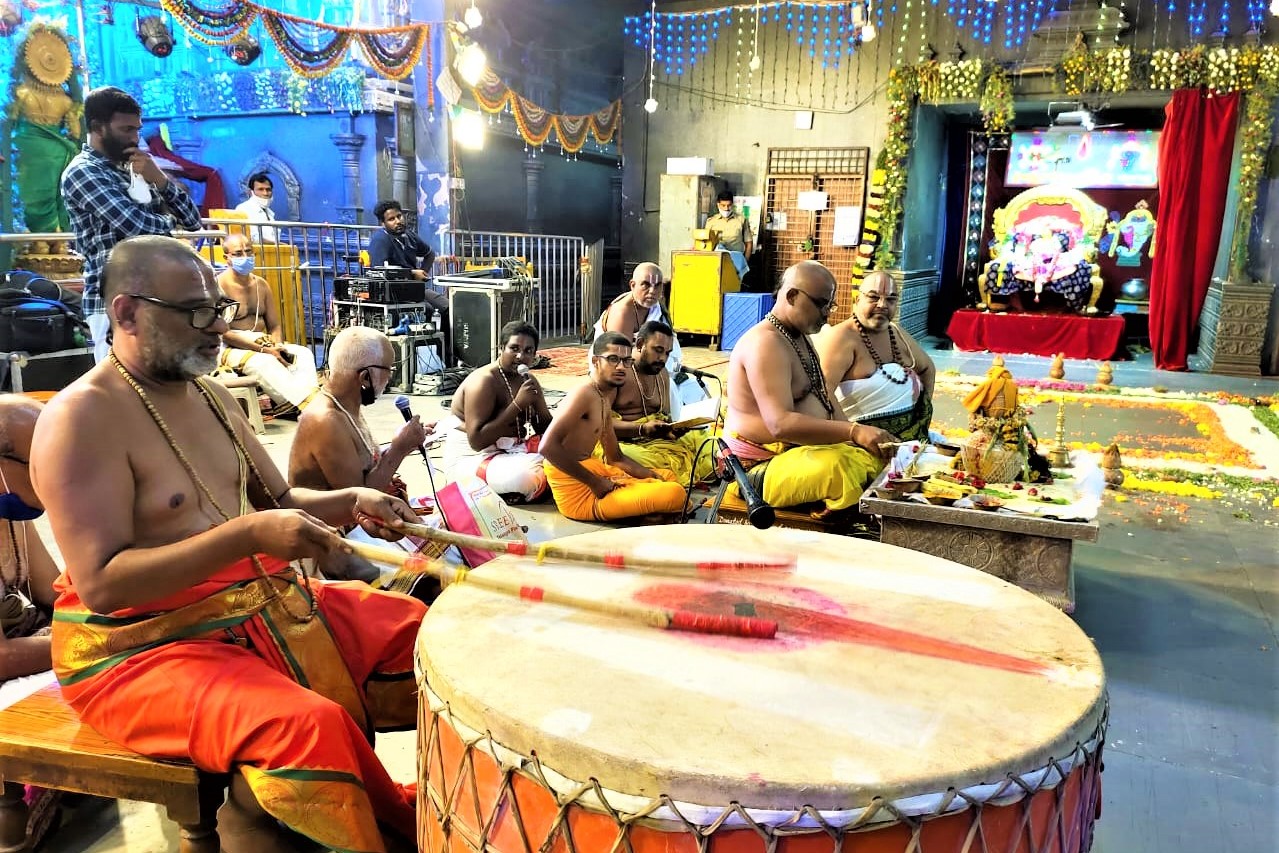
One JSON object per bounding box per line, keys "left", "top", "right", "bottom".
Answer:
{"left": 1047, "top": 101, "right": 1122, "bottom": 131}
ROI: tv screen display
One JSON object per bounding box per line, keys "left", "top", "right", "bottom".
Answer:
{"left": 1006, "top": 129, "right": 1160, "bottom": 188}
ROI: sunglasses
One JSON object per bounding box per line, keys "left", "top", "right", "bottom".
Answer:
{"left": 794, "top": 289, "right": 832, "bottom": 313}
{"left": 127, "top": 294, "right": 240, "bottom": 330}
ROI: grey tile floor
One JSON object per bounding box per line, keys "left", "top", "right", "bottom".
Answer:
{"left": 37, "top": 346, "right": 1279, "bottom": 852}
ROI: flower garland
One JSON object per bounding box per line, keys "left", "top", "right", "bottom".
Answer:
{"left": 872, "top": 65, "right": 917, "bottom": 268}
{"left": 470, "top": 69, "right": 621, "bottom": 154}
{"left": 1229, "top": 86, "right": 1276, "bottom": 280}
{"left": 979, "top": 68, "right": 1013, "bottom": 135}
{"left": 160, "top": 0, "right": 430, "bottom": 80}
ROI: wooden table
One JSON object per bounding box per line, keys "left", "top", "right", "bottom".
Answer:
{"left": 860, "top": 479, "right": 1099, "bottom": 612}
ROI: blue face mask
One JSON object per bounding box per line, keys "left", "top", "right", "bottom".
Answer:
{"left": 229, "top": 256, "right": 256, "bottom": 275}
{"left": 0, "top": 461, "right": 42, "bottom": 521}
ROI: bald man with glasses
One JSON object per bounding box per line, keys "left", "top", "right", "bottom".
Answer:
{"left": 816, "top": 270, "right": 935, "bottom": 444}
{"left": 722, "top": 261, "right": 894, "bottom": 519}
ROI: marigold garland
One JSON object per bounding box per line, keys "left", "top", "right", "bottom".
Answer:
{"left": 470, "top": 70, "right": 621, "bottom": 154}
{"left": 160, "top": 0, "right": 429, "bottom": 81}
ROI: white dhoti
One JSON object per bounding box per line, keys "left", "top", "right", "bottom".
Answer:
{"left": 835, "top": 364, "right": 932, "bottom": 443}
{"left": 441, "top": 416, "right": 548, "bottom": 502}
{"left": 220, "top": 344, "right": 319, "bottom": 408}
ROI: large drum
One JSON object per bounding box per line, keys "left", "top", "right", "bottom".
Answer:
{"left": 416, "top": 526, "right": 1106, "bottom": 853}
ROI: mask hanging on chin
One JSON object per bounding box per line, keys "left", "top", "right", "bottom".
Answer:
{"left": 127, "top": 168, "right": 153, "bottom": 205}
{"left": 359, "top": 371, "right": 378, "bottom": 406}
{"left": 0, "top": 468, "right": 41, "bottom": 521}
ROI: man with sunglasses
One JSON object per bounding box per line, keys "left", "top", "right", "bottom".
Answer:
{"left": 540, "top": 332, "right": 688, "bottom": 522}
{"left": 215, "top": 233, "right": 319, "bottom": 416}
{"left": 816, "top": 270, "right": 935, "bottom": 444}
{"left": 31, "top": 235, "right": 427, "bottom": 852}
{"left": 722, "top": 261, "right": 895, "bottom": 518}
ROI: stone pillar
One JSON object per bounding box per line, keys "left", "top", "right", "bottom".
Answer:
{"left": 608, "top": 172, "right": 623, "bottom": 247}
{"left": 387, "top": 136, "right": 414, "bottom": 226}
{"left": 523, "top": 152, "right": 545, "bottom": 234}
{"left": 330, "top": 131, "right": 366, "bottom": 226}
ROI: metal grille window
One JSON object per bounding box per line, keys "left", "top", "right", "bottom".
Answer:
{"left": 763, "top": 148, "right": 869, "bottom": 322}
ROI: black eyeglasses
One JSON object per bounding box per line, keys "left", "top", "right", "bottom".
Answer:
{"left": 795, "top": 289, "right": 833, "bottom": 313}
{"left": 126, "top": 294, "right": 239, "bottom": 330}
{"left": 596, "top": 354, "right": 635, "bottom": 367}
{"left": 360, "top": 364, "right": 393, "bottom": 373}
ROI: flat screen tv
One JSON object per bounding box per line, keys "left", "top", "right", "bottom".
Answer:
{"left": 1005, "top": 129, "right": 1160, "bottom": 188}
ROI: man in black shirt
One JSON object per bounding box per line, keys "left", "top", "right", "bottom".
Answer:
{"left": 366, "top": 200, "right": 449, "bottom": 318}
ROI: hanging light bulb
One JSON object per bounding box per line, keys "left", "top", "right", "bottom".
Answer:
{"left": 861, "top": 22, "right": 877, "bottom": 43}
{"left": 644, "top": 97, "right": 659, "bottom": 113}
{"left": 456, "top": 41, "right": 488, "bottom": 86}
{"left": 464, "top": 1, "right": 483, "bottom": 30}
{"left": 454, "top": 110, "right": 486, "bottom": 150}
{"left": 749, "top": 53, "right": 762, "bottom": 71}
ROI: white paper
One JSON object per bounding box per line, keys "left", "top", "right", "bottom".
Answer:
{"left": 768, "top": 211, "right": 788, "bottom": 231}
{"left": 797, "top": 190, "right": 829, "bottom": 212}
{"left": 833, "top": 205, "right": 863, "bottom": 247}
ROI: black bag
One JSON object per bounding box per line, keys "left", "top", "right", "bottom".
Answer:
{"left": 0, "top": 293, "right": 85, "bottom": 354}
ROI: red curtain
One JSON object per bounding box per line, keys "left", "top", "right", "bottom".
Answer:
{"left": 143, "top": 134, "right": 228, "bottom": 215}
{"left": 1148, "top": 89, "right": 1240, "bottom": 370}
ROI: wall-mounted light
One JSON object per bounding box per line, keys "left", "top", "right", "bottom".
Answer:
{"left": 453, "top": 109, "right": 485, "bottom": 150}
{"left": 224, "top": 34, "right": 261, "bottom": 66}
{"left": 136, "top": 14, "right": 175, "bottom": 58}
{"left": 463, "top": 0, "right": 483, "bottom": 30}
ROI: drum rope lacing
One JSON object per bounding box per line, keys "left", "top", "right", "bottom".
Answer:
{"left": 416, "top": 683, "right": 1108, "bottom": 850}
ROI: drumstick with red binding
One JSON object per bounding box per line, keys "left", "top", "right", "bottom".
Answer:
{"left": 345, "top": 540, "right": 777, "bottom": 640}
{"left": 358, "top": 514, "right": 796, "bottom": 575}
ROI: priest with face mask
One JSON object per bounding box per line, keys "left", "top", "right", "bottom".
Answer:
{"left": 215, "top": 233, "right": 319, "bottom": 415}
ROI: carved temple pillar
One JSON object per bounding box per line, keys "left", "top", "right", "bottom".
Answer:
{"left": 167, "top": 118, "right": 203, "bottom": 161}
{"left": 387, "top": 136, "right": 414, "bottom": 226}
{"left": 523, "top": 152, "right": 544, "bottom": 234}
{"left": 608, "top": 172, "right": 623, "bottom": 247}
{"left": 330, "top": 131, "right": 367, "bottom": 226}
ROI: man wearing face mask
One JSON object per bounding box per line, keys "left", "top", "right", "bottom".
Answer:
{"left": 365, "top": 200, "right": 449, "bottom": 319}
{"left": 0, "top": 396, "right": 59, "bottom": 692}
{"left": 61, "top": 86, "right": 203, "bottom": 363}
{"left": 215, "top": 233, "right": 318, "bottom": 415}
{"left": 233, "top": 173, "right": 279, "bottom": 243}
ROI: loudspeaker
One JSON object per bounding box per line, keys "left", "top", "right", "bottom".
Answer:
{"left": 449, "top": 287, "right": 528, "bottom": 368}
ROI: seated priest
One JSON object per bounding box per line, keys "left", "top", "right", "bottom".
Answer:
{"left": 215, "top": 233, "right": 319, "bottom": 415}
{"left": 608, "top": 320, "right": 715, "bottom": 485}
{"left": 815, "top": 270, "right": 935, "bottom": 443}
{"left": 442, "top": 320, "right": 552, "bottom": 503}
{"left": 288, "top": 326, "right": 434, "bottom": 585}
{"left": 593, "top": 261, "right": 706, "bottom": 407}
{"left": 541, "top": 333, "right": 688, "bottom": 523}
{"left": 722, "top": 261, "right": 894, "bottom": 516}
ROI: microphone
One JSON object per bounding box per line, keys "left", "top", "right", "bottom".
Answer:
{"left": 516, "top": 364, "right": 530, "bottom": 376}
{"left": 393, "top": 396, "right": 431, "bottom": 464}
{"left": 678, "top": 366, "right": 715, "bottom": 380}
{"left": 716, "top": 438, "right": 775, "bottom": 530}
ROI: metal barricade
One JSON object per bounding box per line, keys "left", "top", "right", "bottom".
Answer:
{"left": 441, "top": 230, "right": 588, "bottom": 342}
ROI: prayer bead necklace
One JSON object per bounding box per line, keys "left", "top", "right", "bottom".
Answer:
{"left": 2, "top": 520, "right": 28, "bottom": 594}
{"left": 631, "top": 365, "right": 666, "bottom": 420}
{"left": 852, "top": 315, "right": 911, "bottom": 386}
{"left": 109, "top": 351, "right": 317, "bottom": 622}
{"left": 765, "top": 312, "right": 835, "bottom": 417}
{"left": 494, "top": 365, "right": 534, "bottom": 441}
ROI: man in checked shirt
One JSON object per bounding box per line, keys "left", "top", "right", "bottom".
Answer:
{"left": 61, "top": 87, "right": 203, "bottom": 362}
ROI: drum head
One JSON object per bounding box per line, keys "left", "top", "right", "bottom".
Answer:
{"left": 417, "top": 526, "right": 1105, "bottom": 811}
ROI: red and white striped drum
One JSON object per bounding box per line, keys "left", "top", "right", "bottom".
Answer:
{"left": 416, "top": 525, "right": 1106, "bottom": 853}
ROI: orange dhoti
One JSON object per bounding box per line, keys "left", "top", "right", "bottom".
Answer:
{"left": 543, "top": 457, "right": 687, "bottom": 522}
{"left": 51, "top": 556, "right": 427, "bottom": 853}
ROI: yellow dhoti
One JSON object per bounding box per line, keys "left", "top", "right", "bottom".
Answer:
{"left": 608, "top": 417, "right": 717, "bottom": 485}
{"left": 723, "top": 436, "right": 882, "bottom": 512}
{"left": 544, "top": 457, "right": 688, "bottom": 522}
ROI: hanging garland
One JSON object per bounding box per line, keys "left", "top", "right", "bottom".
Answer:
{"left": 160, "top": 0, "right": 430, "bottom": 80}
{"left": 470, "top": 69, "right": 621, "bottom": 154}
{"left": 863, "top": 43, "right": 1279, "bottom": 277}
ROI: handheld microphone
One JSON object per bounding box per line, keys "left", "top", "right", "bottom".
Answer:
{"left": 516, "top": 364, "right": 530, "bottom": 376}
{"left": 716, "top": 438, "right": 775, "bottom": 530}
{"left": 393, "top": 396, "right": 431, "bottom": 465}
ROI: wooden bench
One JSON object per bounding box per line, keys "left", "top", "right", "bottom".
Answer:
{"left": 0, "top": 683, "right": 228, "bottom": 853}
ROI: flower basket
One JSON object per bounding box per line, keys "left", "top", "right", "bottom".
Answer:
{"left": 962, "top": 434, "right": 1025, "bottom": 483}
